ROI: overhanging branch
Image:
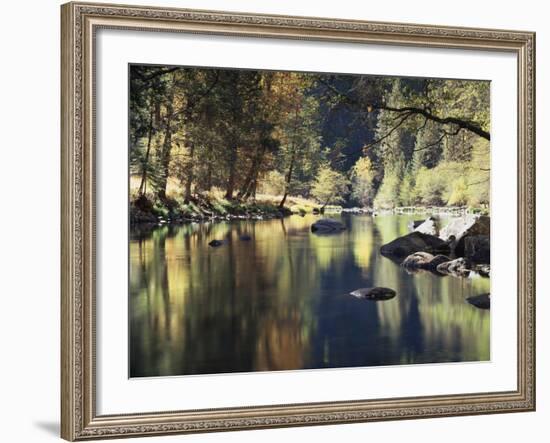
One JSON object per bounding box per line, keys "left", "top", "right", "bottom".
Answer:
{"left": 375, "top": 104, "right": 490, "bottom": 141}
{"left": 318, "top": 78, "right": 490, "bottom": 141}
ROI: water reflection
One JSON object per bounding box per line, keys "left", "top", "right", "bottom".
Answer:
{"left": 129, "top": 214, "right": 490, "bottom": 377}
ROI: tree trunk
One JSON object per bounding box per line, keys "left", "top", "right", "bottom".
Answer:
{"left": 224, "top": 144, "right": 238, "bottom": 200}
{"left": 184, "top": 142, "right": 195, "bottom": 203}
{"left": 138, "top": 105, "right": 154, "bottom": 196}
{"left": 251, "top": 175, "right": 258, "bottom": 200}
{"left": 279, "top": 152, "right": 295, "bottom": 208}
{"left": 238, "top": 143, "right": 266, "bottom": 200}
{"left": 205, "top": 144, "right": 213, "bottom": 191}
{"left": 279, "top": 102, "right": 301, "bottom": 209}
{"left": 243, "top": 166, "right": 260, "bottom": 201}
{"left": 237, "top": 161, "right": 256, "bottom": 200}
{"left": 320, "top": 194, "right": 335, "bottom": 211}
{"left": 157, "top": 100, "right": 173, "bottom": 201}
{"left": 279, "top": 191, "right": 288, "bottom": 208}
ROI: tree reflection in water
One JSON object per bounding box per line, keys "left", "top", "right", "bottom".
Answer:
{"left": 129, "top": 214, "right": 490, "bottom": 377}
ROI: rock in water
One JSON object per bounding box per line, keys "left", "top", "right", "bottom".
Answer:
{"left": 402, "top": 252, "right": 435, "bottom": 269}
{"left": 208, "top": 239, "right": 224, "bottom": 247}
{"left": 380, "top": 232, "right": 450, "bottom": 260}
{"left": 427, "top": 255, "right": 453, "bottom": 272}
{"left": 311, "top": 218, "right": 346, "bottom": 234}
{"left": 407, "top": 219, "right": 425, "bottom": 232}
{"left": 464, "top": 235, "right": 490, "bottom": 264}
{"left": 467, "top": 293, "right": 490, "bottom": 310}
{"left": 436, "top": 257, "right": 471, "bottom": 277}
{"left": 402, "top": 252, "right": 451, "bottom": 273}
{"left": 239, "top": 234, "right": 252, "bottom": 241}
{"left": 414, "top": 216, "right": 439, "bottom": 236}
{"left": 439, "top": 215, "right": 490, "bottom": 256}
{"left": 350, "top": 287, "right": 396, "bottom": 301}
{"left": 474, "top": 264, "right": 490, "bottom": 278}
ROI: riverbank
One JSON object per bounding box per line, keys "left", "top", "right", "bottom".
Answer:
{"left": 130, "top": 192, "right": 344, "bottom": 225}
{"left": 131, "top": 191, "right": 490, "bottom": 227}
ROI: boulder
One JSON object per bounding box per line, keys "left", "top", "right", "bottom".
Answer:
{"left": 311, "top": 218, "right": 346, "bottom": 234}
{"left": 474, "top": 264, "right": 490, "bottom": 278}
{"left": 407, "top": 219, "right": 425, "bottom": 232}
{"left": 208, "top": 239, "right": 224, "bottom": 247}
{"left": 428, "top": 255, "right": 453, "bottom": 272}
{"left": 402, "top": 252, "right": 451, "bottom": 273}
{"left": 439, "top": 215, "right": 490, "bottom": 256}
{"left": 414, "top": 216, "right": 439, "bottom": 236}
{"left": 350, "top": 287, "right": 396, "bottom": 301}
{"left": 464, "top": 235, "right": 490, "bottom": 264}
{"left": 402, "top": 252, "right": 434, "bottom": 269}
{"left": 380, "top": 232, "right": 450, "bottom": 260}
{"left": 436, "top": 257, "right": 471, "bottom": 277}
{"left": 467, "top": 293, "right": 490, "bottom": 310}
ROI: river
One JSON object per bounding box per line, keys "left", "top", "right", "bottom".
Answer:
{"left": 129, "top": 213, "right": 490, "bottom": 377}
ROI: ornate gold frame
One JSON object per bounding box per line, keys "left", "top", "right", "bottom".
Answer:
{"left": 61, "top": 1, "right": 536, "bottom": 440}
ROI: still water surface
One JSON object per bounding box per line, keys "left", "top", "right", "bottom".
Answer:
{"left": 129, "top": 214, "right": 490, "bottom": 377}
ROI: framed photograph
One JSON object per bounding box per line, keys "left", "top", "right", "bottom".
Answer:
{"left": 61, "top": 1, "right": 536, "bottom": 440}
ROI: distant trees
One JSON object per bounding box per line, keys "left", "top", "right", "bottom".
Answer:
{"left": 350, "top": 157, "right": 375, "bottom": 207}
{"left": 275, "top": 78, "right": 322, "bottom": 207}
{"left": 322, "top": 75, "right": 491, "bottom": 209}
{"left": 311, "top": 166, "right": 350, "bottom": 210}
{"left": 129, "top": 65, "right": 491, "bottom": 212}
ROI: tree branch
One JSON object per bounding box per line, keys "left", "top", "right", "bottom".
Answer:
{"left": 413, "top": 126, "right": 462, "bottom": 152}
{"left": 375, "top": 104, "right": 490, "bottom": 141}
{"left": 318, "top": 78, "right": 490, "bottom": 141}
{"left": 173, "top": 71, "right": 220, "bottom": 118}
{"left": 133, "top": 67, "right": 180, "bottom": 82}
{"left": 362, "top": 112, "right": 414, "bottom": 152}
{"left": 467, "top": 177, "right": 490, "bottom": 187}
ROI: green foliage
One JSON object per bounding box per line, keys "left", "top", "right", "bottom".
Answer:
{"left": 275, "top": 88, "right": 324, "bottom": 200}
{"left": 399, "top": 170, "right": 416, "bottom": 206}
{"left": 374, "top": 171, "right": 402, "bottom": 209}
{"left": 311, "top": 165, "right": 350, "bottom": 208}
{"left": 414, "top": 167, "right": 447, "bottom": 206}
{"left": 129, "top": 65, "right": 490, "bottom": 218}
{"left": 413, "top": 121, "right": 444, "bottom": 169}
{"left": 350, "top": 157, "right": 375, "bottom": 207}
{"left": 447, "top": 177, "right": 469, "bottom": 206}
{"left": 259, "top": 170, "right": 286, "bottom": 196}
{"left": 408, "top": 161, "right": 490, "bottom": 208}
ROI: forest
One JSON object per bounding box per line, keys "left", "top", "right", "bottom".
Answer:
{"left": 129, "top": 65, "right": 490, "bottom": 223}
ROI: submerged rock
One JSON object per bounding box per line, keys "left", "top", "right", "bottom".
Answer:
{"left": 311, "top": 218, "right": 346, "bottom": 234}
{"left": 208, "top": 239, "right": 224, "bottom": 247}
{"left": 350, "top": 287, "right": 396, "bottom": 301}
{"left": 380, "top": 232, "right": 450, "bottom": 260}
{"left": 467, "top": 293, "right": 490, "bottom": 310}
{"left": 436, "top": 257, "right": 471, "bottom": 277}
